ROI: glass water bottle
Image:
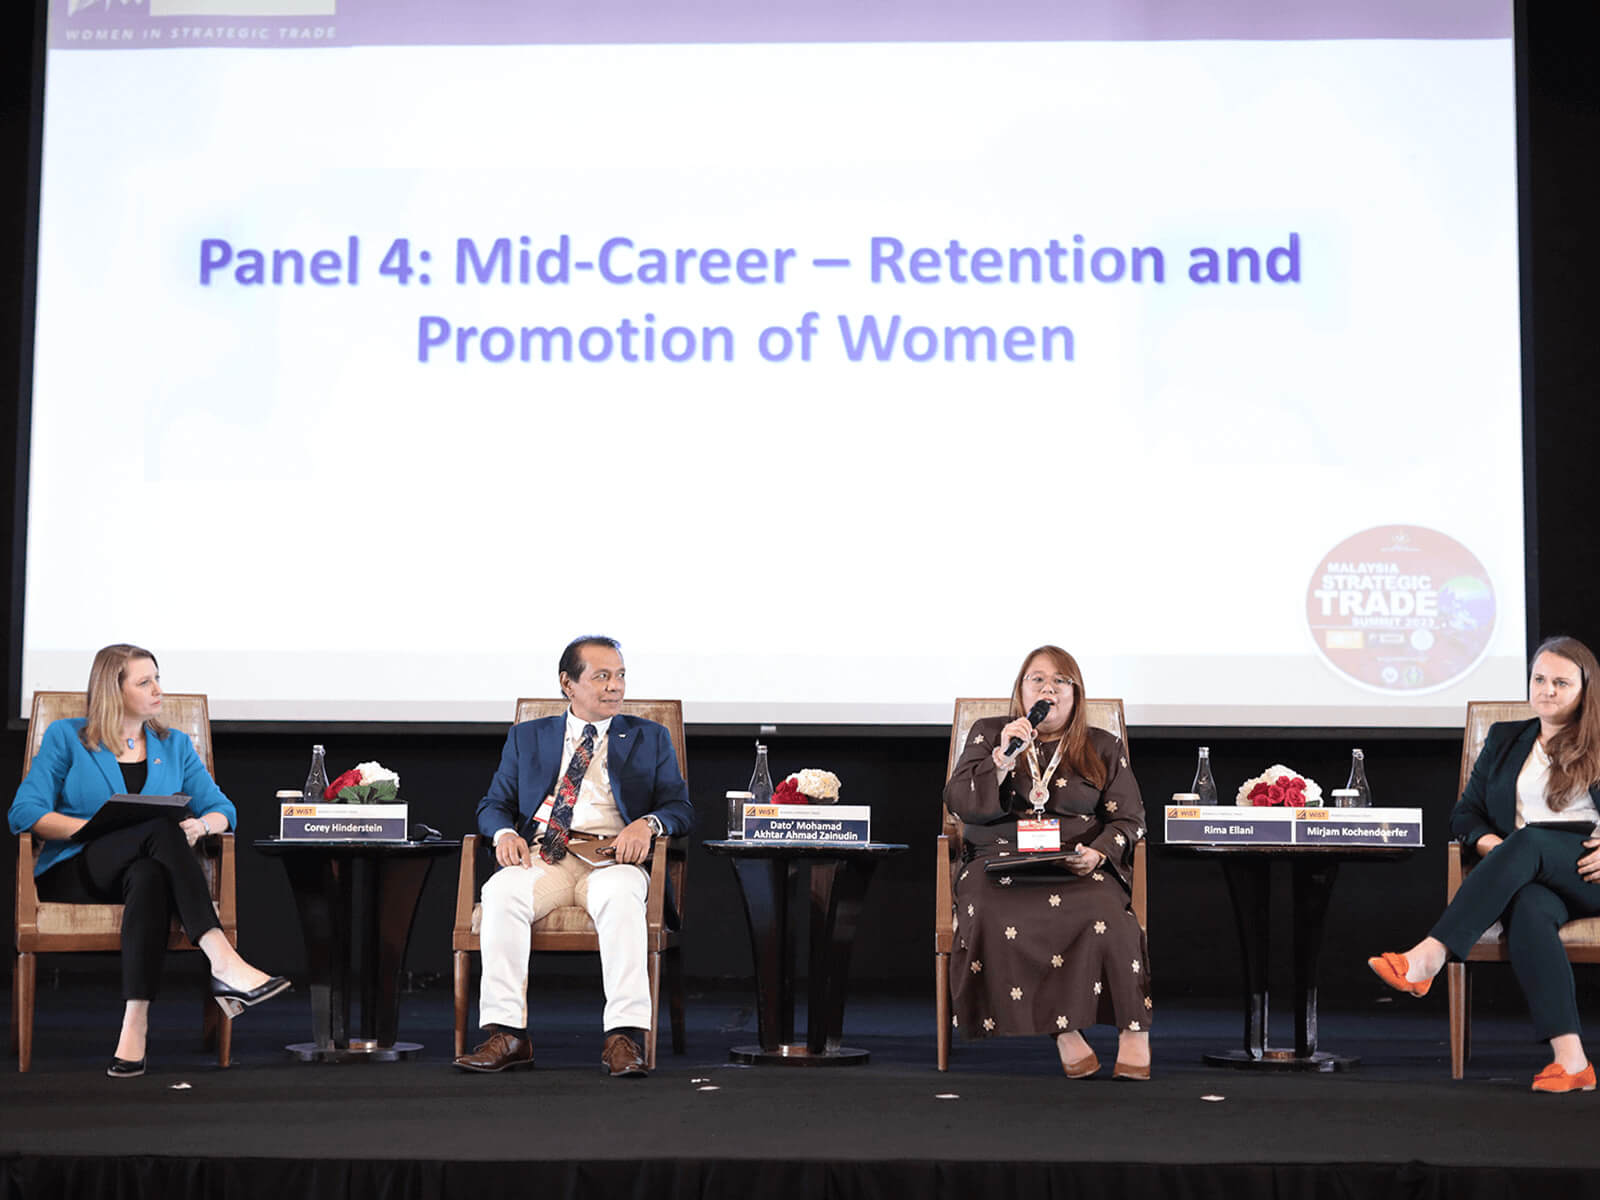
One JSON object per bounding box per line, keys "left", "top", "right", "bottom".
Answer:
{"left": 748, "top": 742, "right": 775, "bottom": 806}
{"left": 1192, "top": 746, "right": 1219, "bottom": 805}
{"left": 304, "top": 744, "right": 330, "bottom": 804}
{"left": 1346, "top": 748, "right": 1372, "bottom": 807}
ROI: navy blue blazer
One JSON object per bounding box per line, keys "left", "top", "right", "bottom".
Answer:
{"left": 475, "top": 712, "right": 693, "bottom": 843}
{"left": 9, "top": 717, "right": 235, "bottom": 877}
{"left": 1450, "top": 717, "right": 1600, "bottom": 854}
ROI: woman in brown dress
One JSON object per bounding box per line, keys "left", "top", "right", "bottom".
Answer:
{"left": 945, "top": 645, "right": 1150, "bottom": 1078}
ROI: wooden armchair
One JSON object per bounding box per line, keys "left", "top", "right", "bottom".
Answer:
{"left": 12, "top": 691, "right": 236, "bottom": 1072}
{"left": 1446, "top": 699, "right": 1600, "bottom": 1078}
{"left": 935, "top": 697, "right": 1147, "bottom": 1070}
{"left": 452, "top": 698, "right": 689, "bottom": 1069}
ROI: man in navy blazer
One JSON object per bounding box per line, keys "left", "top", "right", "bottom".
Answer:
{"left": 454, "top": 636, "right": 693, "bottom": 1078}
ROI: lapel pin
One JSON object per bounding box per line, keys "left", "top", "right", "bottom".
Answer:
{"left": 153, "top": 758, "right": 162, "bottom": 766}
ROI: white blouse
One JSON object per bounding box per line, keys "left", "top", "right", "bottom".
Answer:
{"left": 1514, "top": 741, "right": 1600, "bottom": 829}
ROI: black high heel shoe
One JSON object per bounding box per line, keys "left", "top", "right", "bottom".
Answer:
{"left": 107, "top": 1056, "right": 146, "bottom": 1079}
{"left": 211, "top": 974, "right": 292, "bottom": 1018}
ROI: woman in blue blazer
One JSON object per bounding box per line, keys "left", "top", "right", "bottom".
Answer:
{"left": 1369, "top": 636, "right": 1600, "bottom": 1093}
{"left": 8, "top": 644, "right": 288, "bottom": 1078}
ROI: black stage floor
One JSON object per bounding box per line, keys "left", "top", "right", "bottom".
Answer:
{"left": 3, "top": 982, "right": 1596, "bottom": 1198}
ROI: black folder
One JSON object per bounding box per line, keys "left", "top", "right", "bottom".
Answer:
{"left": 1525, "top": 819, "right": 1599, "bottom": 836}
{"left": 983, "top": 849, "right": 1086, "bottom": 875}
{"left": 70, "top": 794, "right": 191, "bottom": 843}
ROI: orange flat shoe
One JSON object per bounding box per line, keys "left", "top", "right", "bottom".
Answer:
{"left": 1532, "top": 1062, "right": 1596, "bottom": 1093}
{"left": 1061, "top": 1050, "right": 1100, "bottom": 1079}
{"left": 1112, "top": 1060, "right": 1151, "bottom": 1081}
{"left": 1367, "top": 952, "right": 1431, "bottom": 998}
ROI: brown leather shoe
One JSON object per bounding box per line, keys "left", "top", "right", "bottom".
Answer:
{"left": 453, "top": 1031, "right": 534, "bottom": 1073}
{"left": 601, "top": 1032, "right": 648, "bottom": 1078}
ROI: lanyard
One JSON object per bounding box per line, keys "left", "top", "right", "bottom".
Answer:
{"left": 1023, "top": 737, "right": 1067, "bottom": 815}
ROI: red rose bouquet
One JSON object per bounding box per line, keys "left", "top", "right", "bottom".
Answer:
{"left": 1236, "top": 764, "right": 1322, "bottom": 808}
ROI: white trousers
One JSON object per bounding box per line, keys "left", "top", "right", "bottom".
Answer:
{"left": 477, "top": 852, "right": 652, "bottom": 1033}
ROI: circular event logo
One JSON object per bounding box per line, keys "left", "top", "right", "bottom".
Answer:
{"left": 1306, "top": 525, "right": 1496, "bottom": 693}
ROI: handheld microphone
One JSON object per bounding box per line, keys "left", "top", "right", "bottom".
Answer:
{"left": 1003, "top": 699, "right": 1054, "bottom": 757}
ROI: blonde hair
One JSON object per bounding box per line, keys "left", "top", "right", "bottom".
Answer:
{"left": 81, "top": 644, "right": 168, "bottom": 754}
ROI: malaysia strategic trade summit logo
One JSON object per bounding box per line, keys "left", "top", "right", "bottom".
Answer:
{"left": 1306, "top": 524, "right": 1496, "bottom": 694}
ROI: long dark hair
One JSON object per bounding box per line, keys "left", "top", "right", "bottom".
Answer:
{"left": 1532, "top": 636, "right": 1600, "bottom": 811}
{"left": 1007, "top": 645, "right": 1108, "bottom": 789}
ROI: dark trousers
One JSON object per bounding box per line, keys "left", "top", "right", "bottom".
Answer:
{"left": 1430, "top": 825, "right": 1600, "bottom": 1041}
{"left": 36, "top": 817, "right": 221, "bottom": 1001}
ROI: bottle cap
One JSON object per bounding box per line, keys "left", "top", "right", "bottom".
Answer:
{"left": 1171, "top": 792, "right": 1202, "bottom": 802}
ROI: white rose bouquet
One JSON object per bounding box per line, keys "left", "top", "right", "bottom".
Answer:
{"left": 772, "top": 768, "right": 842, "bottom": 804}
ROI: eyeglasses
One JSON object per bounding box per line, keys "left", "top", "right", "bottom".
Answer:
{"left": 1023, "top": 674, "right": 1074, "bottom": 689}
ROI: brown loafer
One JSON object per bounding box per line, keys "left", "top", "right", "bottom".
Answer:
{"left": 453, "top": 1031, "right": 535, "bottom": 1073}
{"left": 1112, "top": 1060, "right": 1151, "bottom": 1081}
{"left": 1062, "top": 1050, "right": 1100, "bottom": 1079}
{"left": 601, "top": 1032, "right": 648, "bottom": 1078}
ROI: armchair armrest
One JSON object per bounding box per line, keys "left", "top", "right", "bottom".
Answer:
{"left": 1447, "top": 840, "right": 1465, "bottom": 904}
{"left": 454, "top": 834, "right": 481, "bottom": 941}
{"left": 934, "top": 834, "right": 956, "bottom": 952}
{"left": 15, "top": 833, "right": 39, "bottom": 940}
{"left": 646, "top": 835, "right": 687, "bottom": 937}
{"left": 214, "top": 833, "right": 237, "bottom": 931}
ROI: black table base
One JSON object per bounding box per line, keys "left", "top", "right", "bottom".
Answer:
{"left": 255, "top": 839, "right": 459, "bottom": 1062}
{"left": 285, "top": 1040, "right": 426, "bottom": 1063}
{"left": 1168, "top": 843, "right": 1413, "bottom": 1071}
{"left": 706, "top": 840, "right": 907, "bottom": 1068}
{"left": 1202, "top": 1049, "right": 1356, "bottom": 1072}
{"left": 728, "top": 1044, "right": 871, "bottom": 1066}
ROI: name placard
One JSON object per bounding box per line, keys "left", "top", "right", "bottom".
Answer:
{"left": 1291, "top": 806, "right": 1424, "bottom": 847}
{"left": 742, "top": 803, "right": 871, "bottom": 844}
{"left": 1164, "top": 805, "right": 1423, "bottom": 847}
{"left": 280, "top": 802, "right": 409, "bottom": 841}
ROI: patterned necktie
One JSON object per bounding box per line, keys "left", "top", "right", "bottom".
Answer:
{"left": 541, "top": 723, "right": 597, "bottom": 864}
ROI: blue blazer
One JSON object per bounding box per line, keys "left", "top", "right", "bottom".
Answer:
{"left": 8, "top": 717, "right": 236, "bottom": 877}
{"left": 1450, "top": 717, "right": 1600, "bottom": 853}
{"left": 475, "top": 712, "right": 693, "bottom": 842}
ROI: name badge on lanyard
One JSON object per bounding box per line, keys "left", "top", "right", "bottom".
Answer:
{"left": 1018, "top": 818, "right": 1062, "bottom": 852}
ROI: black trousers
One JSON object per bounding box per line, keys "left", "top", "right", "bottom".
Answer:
{"left": 1430, "top": 825, "right": 1600, "bottom": 1041}
{"left": 36, "top": 817, "right": 221, "bottom": 1001}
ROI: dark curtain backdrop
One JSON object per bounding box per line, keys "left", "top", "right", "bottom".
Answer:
{"left": 1, "top": 3, "right": 1597, "bottom": 1021}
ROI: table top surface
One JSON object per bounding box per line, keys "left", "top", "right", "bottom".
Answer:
{"left": 703, "top": 840, "right": 908, "bottom": 857}
{"left": 252, "top": 838, "right": 461, "bottom": 855}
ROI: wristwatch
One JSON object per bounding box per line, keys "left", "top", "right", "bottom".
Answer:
{"left": 643, "top": 814, "right": 665, "bottom": 838}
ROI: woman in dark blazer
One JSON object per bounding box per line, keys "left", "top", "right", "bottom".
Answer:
{"left": 1370, "top": 635, "right": 1600, "bottom": 1093}
{"left": 8, "top": 644, "right": 288, "bottom": 1078}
